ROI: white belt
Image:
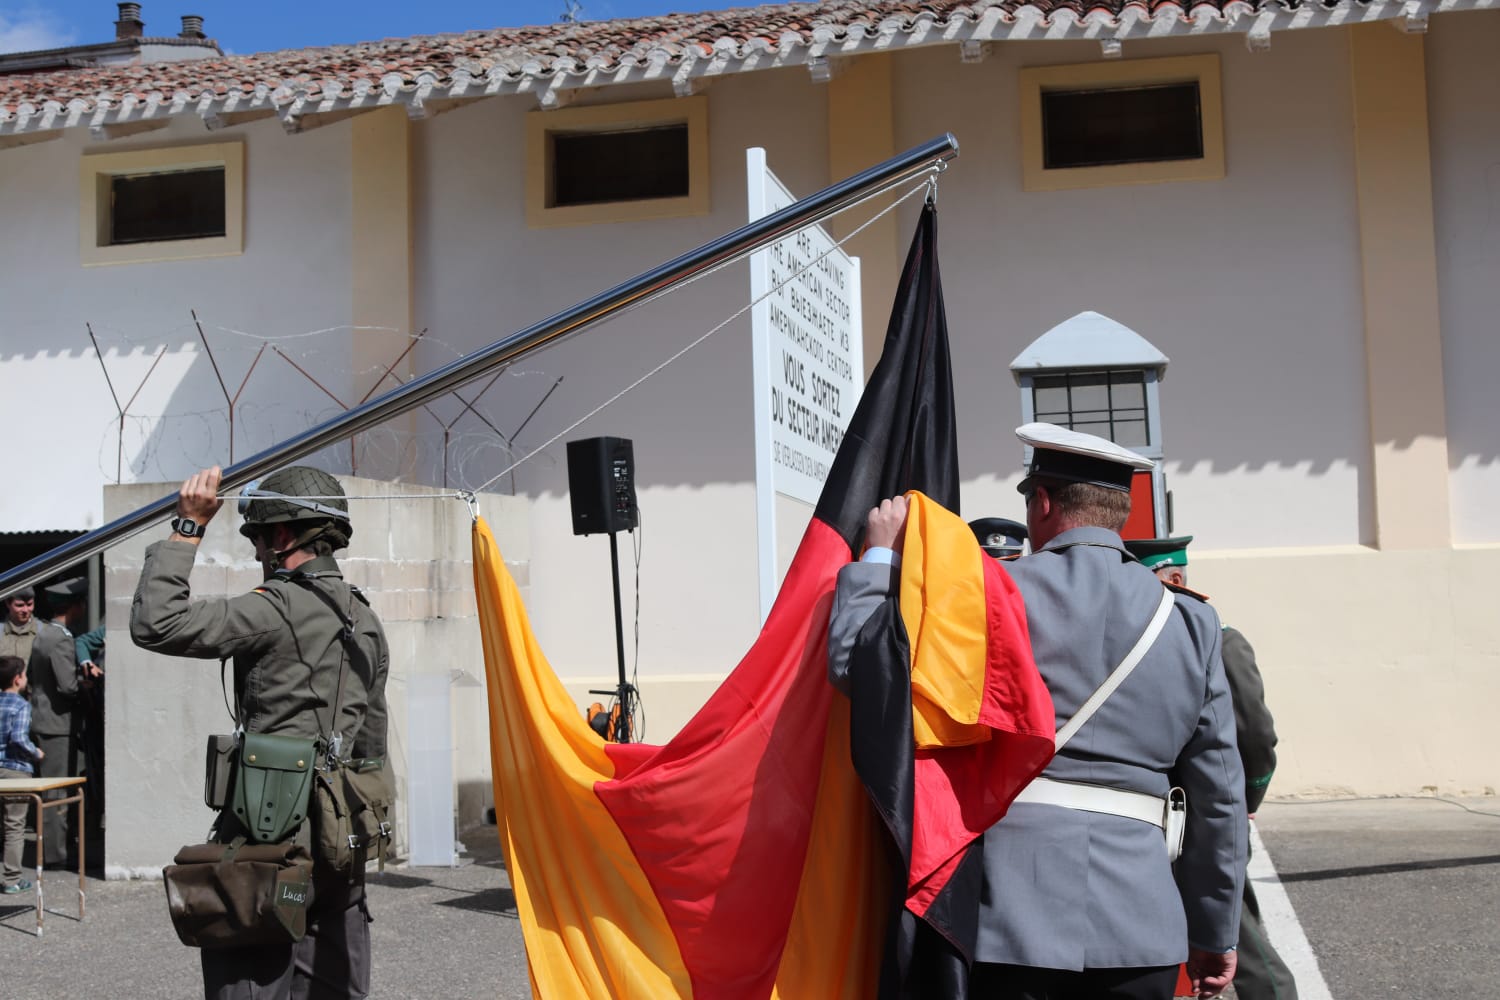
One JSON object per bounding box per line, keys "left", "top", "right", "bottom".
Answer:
{"left": 1012, "top": 777, "right": 1167, "bottom": 829}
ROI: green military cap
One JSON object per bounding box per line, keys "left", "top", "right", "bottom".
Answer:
{"left": 1123, "top": 535, "right": 1194, "bottom": 570}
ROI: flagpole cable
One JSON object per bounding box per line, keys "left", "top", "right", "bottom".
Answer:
{"left": 212, "top": 490, "right": 482, "bottom": 519}
{"left": 469, "top": 173, "right": 937, "bottom": 496}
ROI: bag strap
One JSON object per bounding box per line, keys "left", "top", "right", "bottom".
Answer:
{"left": 289, "top": 575, "right": 370, "bottom": 763}
{"left": 1053, "top": 586, "right": 1176, "bottom": 751}
{"left": 220, "top": 657, "right": 239, "bottom": 729}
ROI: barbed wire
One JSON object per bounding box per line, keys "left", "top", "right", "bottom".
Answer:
{"left": 77, "top": 169, "right": 936, "bottom": 498}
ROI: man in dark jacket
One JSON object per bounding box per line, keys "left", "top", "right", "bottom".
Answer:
{"left": 1127, "top": 535, "right": 1296, "bottom": 1000}
{"left": 132, "top": 465, "right": 390, "bottom": 1000}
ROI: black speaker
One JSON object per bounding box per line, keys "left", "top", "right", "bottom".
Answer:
{"left": 566, "top": 436, "right": 638, "bottom": 536}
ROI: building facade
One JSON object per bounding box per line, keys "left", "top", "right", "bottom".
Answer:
{"left": 2, "top": 1, "right": 1498, "bottom": 868}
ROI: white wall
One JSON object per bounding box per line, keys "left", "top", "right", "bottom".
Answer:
{"left": 0, "top": 114, "right": 355, "bottom": 531}
{"left": 411, "top": 69, "right": 833, "bottom": 691}
{"left": 1428, "top": 10, "right": 1500, "bottom": 544}
{"left": 891, "top": 33, "right": 1372, "bottom": 548}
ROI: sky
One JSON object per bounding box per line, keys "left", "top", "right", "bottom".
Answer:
{"left": 0, "top": 1, "right": 740, "bottom": 56}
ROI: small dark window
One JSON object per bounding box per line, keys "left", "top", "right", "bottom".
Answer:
{"left": 1041, "top": 83, "right": 1203, "bottom": 170}
{"left": 1033, "top": 370, "right": 1149, "bottom": 447}
{"left": 109, "top": 166, "right": 227, "bottom": 245}
{"left": 550, "top": 124, "right": 689, "bottom": 207}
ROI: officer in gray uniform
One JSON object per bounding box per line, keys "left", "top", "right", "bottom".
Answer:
{"left": 1127, "top": 536, "right": 1295, "bottom": 1000}
{"left": 131, "top": 465, "right": 390, "bottom": 1000}
{"left": 829, "top": 423, "right": 1246, "bottom": 1000}
{"left": 1, "top": 584, "right": 79, "bottom": 866}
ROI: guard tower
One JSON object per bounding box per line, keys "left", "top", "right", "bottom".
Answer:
{"left": 1010, "top": 311, "right": 1171, "bottom": 539}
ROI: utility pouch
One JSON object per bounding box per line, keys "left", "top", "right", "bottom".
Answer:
{"left": 163, "top": 839, "right": 313, "bottom": 948}
{"left": 312, "top": 758, "right": 393, "bottom": 873}
{"left": 231, "top": 732, "right": 316, "bottom": 845}
{"left": 312, "top": 767, "right": 354, "bottom": 872}
{"left": 1165, "top": 787, "right": 1188, "bottom": 863}
{"left": 343, "top": 758, "right": 393, "bottom": 867}
{"left": 203, "top": 734, "right": 238, "bottom": 811}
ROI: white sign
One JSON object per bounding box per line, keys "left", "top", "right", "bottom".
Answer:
{"left": 747, "top": 148, "right": 863, "bottom": 620}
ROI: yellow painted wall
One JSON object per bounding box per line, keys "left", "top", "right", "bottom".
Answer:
{"left": 1349, "top": 24, "right": 1452, "bottom": 550}
{"left": 828, "top": 55, "right": 901, "bottom": 375}
{"left": 351, "top": 107, "right": 417, "bottom": 477}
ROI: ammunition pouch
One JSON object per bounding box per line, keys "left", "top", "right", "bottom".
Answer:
{"left": 163, "top": 838, "right": 313, "bottom": 949}
{"left": 203, "top": 734, "right": 238, "bottom": 811}
{"left": 312, "top": 757, "right": 393, "bottom": 873}
{"left": 231, "top": 732, "right": 317, "bottom": 845}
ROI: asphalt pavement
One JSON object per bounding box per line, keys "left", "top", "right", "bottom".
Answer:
{"left": 1, "top": 827, "right": 530, "bottom": 999}
{"left": 1254, "top": 796, "right": 1500, "bottom": 1000}
{"left": 4, "top": 797, "right": 1496, "bottom": 999}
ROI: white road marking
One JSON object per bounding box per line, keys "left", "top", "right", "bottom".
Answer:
{"left": 1249, "top": 820, "right": 1335, "bottom": 1000}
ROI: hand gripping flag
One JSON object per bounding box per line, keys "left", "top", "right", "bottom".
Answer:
{"left": 471, "top": 203, "right": 1055, "bottom": 998}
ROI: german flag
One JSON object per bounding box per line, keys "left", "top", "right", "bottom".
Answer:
{"left": 472, "top": 204, "right": 1053, "bottom": 998}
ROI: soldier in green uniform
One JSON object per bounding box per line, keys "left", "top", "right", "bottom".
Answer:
{"left": 1, "top": 583, "right": 80, "bottom": 867}
{"left": 1126, "top": 536, "right": 1297, "bottom": 1000}
{"left": 130, "top": 465, "right": 390, "bottom": 1000}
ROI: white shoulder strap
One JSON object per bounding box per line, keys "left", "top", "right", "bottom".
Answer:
{"left": 1053, "top": 586, "right": 1177, "bottom": 751}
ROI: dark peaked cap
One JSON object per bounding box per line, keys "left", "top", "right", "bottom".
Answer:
{"left": 43, "top": 576, "right": 87, "bottom": 600}
{"left": 1016, "top": 421, "right": 1153, "bottom": 495}
{"left": 969, "top": 517, "right": 1027, "bottom": 557}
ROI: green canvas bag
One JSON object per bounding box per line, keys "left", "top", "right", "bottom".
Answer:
{"left": 231, "top": 731, "right": 317, "bottom": 845}
{"left": 163, "top": 838, "right": 313, "bottom": 948}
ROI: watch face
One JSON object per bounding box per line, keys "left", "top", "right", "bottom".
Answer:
{"left": 174, "top": 518, "right": 198, "bottom": 537}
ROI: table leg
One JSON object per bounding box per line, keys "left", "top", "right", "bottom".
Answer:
{"left": 77, "top": 788, "right": 85, "bottom": 918}
{"left": 30, "top": 792, "right": 42, "bottom": 938}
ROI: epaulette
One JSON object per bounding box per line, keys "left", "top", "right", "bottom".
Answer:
{"left": 41, "top": 620, "right": 73, "bottom": 638}
{"left": 1162, "top": 580, "right": 1211, "bottom": 604}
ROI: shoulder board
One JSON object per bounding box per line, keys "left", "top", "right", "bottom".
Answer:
{"left": 251, "top": 577, "right": 292, "bottom": 597}
{"left": 42, "top": 621, "right": 73, "bottom": 638}
{"left": 347, "top": 584, "right": 371, "bottom": 608}
{"left": 1163, "top": 580, "right": 1212, "bottom": 604}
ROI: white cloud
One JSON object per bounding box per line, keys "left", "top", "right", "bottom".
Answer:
{"left": 0, "top": 7, "right": 79, "bottom": 56}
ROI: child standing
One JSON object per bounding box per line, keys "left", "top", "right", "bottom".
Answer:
{"left": 0, "top": 654, "right": 44, "bottom": 894}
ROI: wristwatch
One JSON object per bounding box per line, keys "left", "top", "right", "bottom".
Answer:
{"left": 170, "top": 516, "right": 203, "bottom": 538}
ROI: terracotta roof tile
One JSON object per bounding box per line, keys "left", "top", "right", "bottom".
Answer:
{"left": 0, "top": 0, "right": 1457, "bottom": 132}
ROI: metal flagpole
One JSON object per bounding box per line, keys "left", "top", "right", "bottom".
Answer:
{"left": 0, "top": 133, "right": 959, "bottom": 596}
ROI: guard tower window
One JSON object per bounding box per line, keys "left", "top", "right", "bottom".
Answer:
{"left": 1031, "top": 370, "right": 1149, "bottom": 448}
{"left": 551, "top": 125, "right": 689, "bottom": 207}
{"left": 109, "top": 166, "right": 227, "bottom": 245}
{"left": 1040, "top": 83, "right": 1203, "bottom": 170}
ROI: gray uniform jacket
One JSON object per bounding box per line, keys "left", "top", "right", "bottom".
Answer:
{"left": 130, "top": 542, "right": 389, "bottom": 759}
{"left": 829, "top": 526, "right": 1246, "bottom": 970}
{"left": 26, "top": 621, "right": 79, "bottom": 738}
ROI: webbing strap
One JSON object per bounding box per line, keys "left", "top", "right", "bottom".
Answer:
{"left": 1053, "top": 586, "right": 1177, "bottom": 751}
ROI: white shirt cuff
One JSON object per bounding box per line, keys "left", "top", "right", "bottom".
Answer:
{"left": 861, "top": 547, "right": 901, "bottom": 568}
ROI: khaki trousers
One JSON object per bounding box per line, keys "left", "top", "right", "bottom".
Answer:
{"left": 0, "top": 766, "right": 31, "bottom": 885}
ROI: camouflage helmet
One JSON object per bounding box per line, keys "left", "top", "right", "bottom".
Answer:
{"left": 238, "top": 466, "right": 352, "bottom": 544}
